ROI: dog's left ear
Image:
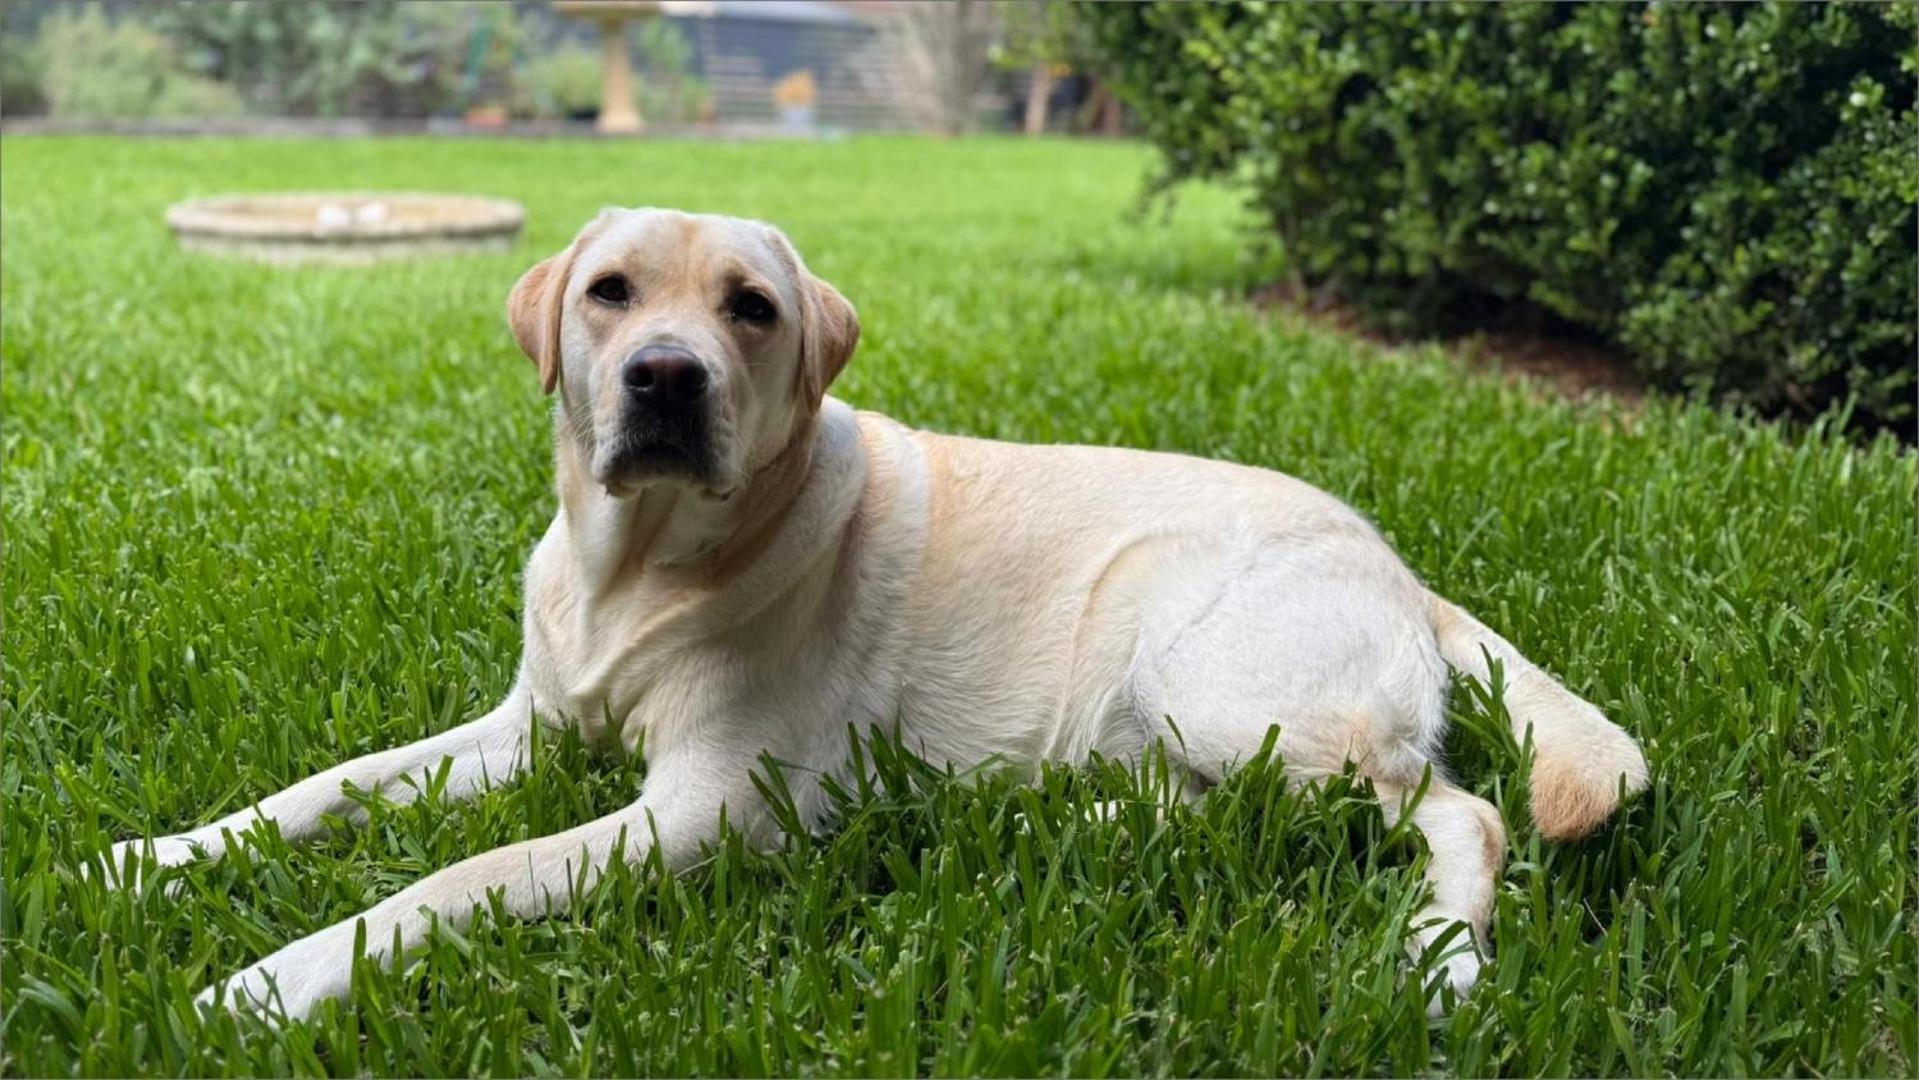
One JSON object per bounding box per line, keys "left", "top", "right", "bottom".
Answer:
{"left": 507, "top": 244, "right": 578, "bottom": 395}
{"left": 765, "top": 226, "right": 860, "bottom": 414}
{"left": 797, "top": 273, "right": 859, "bottom": 414}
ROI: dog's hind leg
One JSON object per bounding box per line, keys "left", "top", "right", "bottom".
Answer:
{"left": 1127, "top": 532, "right": 1502, "bottom": 1012}
{"left": 100, "top": 685, "right": 541, "bottom": 889}
{"left": 1373, "top": 776, "right": 1506, "bottom": 1016}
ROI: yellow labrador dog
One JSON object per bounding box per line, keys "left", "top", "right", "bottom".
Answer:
{"left": 108, "top": 209, "right": 1647, "bottom": 1021}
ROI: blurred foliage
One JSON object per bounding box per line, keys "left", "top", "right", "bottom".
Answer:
{"left": 5, "top": 3, "right": 712, "bottom": 125}
{"left": 634, "top": 18, "right": 712, "bottom": 125}
{"left": 0, "top": 20, "right": 47, "bottom": 116}
{"left": 518, "top": 45, "right": 602, "bottom": 119}
{"left": 1084, "top": 1, "right": 1919, "bottom": 437}
{"left": 993, "top": 0, "right": 1095, "bottom": 72}
{"left": 30, "top": 5, "right": 241, "bottom": 120}
{"left": 147, "top": 1, "right": 513, "bottom": 118}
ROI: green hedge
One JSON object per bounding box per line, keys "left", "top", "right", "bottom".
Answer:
{"left": 1085, "top": 2, "right": 1917, "bottom": 436}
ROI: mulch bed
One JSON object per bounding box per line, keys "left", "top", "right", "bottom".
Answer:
{"left": 1251, "top": 281, "right": 1645, "bottom": 406}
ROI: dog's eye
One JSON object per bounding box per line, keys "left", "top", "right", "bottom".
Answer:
{"left": 729, "top": 290, "right": 776, "bottom": 324}
{"left": 587, "top": 275, "right": 631, "bottom": 305}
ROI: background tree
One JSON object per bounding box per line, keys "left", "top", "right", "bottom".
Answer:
{"left": 885, "top": 0, "right": 998, "bottom": 135}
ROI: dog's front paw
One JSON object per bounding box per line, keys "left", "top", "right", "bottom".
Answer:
{"left": 197, "top": 929, "right": 356, "bottom": 1024}
{"left": 91, "top": 836, "right": 205, "bottom": 893}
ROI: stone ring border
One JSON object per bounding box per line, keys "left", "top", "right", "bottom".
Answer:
{"left": 165, "top": 191, "right": 526, "bottom": 265}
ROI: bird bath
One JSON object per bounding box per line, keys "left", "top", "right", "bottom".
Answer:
{"left": 166, "top": 192, "right": 525, "bottom": 264}
{"left": 552, "top": 0, "right": 664, "bottom": 134}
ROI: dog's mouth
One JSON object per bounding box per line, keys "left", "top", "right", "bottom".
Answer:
{"left": 594, "top": 410, "right": 718, "bottom": 496}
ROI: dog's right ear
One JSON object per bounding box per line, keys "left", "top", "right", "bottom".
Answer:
{"left": 507, "top": 244, "right": 577, "bottom": 395}
{"left": 797, "top": 273, "right": 859, "bottom": 414}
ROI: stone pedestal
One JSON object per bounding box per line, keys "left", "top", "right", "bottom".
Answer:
{"left": 553, "top": 1, "right": 663, "bottom": 134}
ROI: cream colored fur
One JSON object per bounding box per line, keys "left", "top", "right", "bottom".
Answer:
{"left": 103, "top": 209, "right": 1648, "bottom": 1022}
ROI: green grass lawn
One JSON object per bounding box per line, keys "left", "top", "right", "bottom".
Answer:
{"left": 2, "top": 135, "right": 1913, "bottom": 1077}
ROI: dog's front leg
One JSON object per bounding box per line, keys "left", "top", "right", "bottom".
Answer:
{"left": 103, "top": 686, "right": 541, "bottom": 888}
{"left": 198, "top": 744, "right": 745, "bottom": 1022}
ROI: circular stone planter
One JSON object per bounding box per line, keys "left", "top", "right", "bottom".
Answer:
{"left": 166, "top": 192, "right": 525, "bottom": 265}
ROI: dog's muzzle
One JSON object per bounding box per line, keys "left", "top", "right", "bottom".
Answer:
{"left": 602, "top": 345, "right": 716, "bottom": 484}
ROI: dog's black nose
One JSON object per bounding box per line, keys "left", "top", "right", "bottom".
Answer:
{"left": 623, "top": 346, "right": 708, "bottom": 407}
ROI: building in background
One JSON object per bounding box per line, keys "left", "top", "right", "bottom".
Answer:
{"left": 657, "top": 1, "right": 906, "bottom": 130}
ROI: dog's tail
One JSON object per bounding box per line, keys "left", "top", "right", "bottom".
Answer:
{"left": 1428, "top": 593, "right": 1648, "bottom": 840}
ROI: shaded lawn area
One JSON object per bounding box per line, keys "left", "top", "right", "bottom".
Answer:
{"left": 2, "top": 135, "right": 1912, "bottom": 1076}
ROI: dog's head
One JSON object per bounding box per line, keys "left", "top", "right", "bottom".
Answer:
{"left": 508, "top": 209, "right": 859, "bottom": 498}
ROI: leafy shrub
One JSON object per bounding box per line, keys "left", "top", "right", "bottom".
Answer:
{"left": 0, "top": 20, "right": 47, "bottom": 117}
{"left": 1084, "top": 2, "right": 1918, "bottom": 436}
{"left": 634, "top": 19, "right": 713, "bottom": 125}
{"left": 148, "top": 1, "right": 513, "bottom": 118}
{"left": 520, "top": 46, "right": 603, "bottom": 119}
{"left": 34, "top": 6, "right": 241, "bottom": 120}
